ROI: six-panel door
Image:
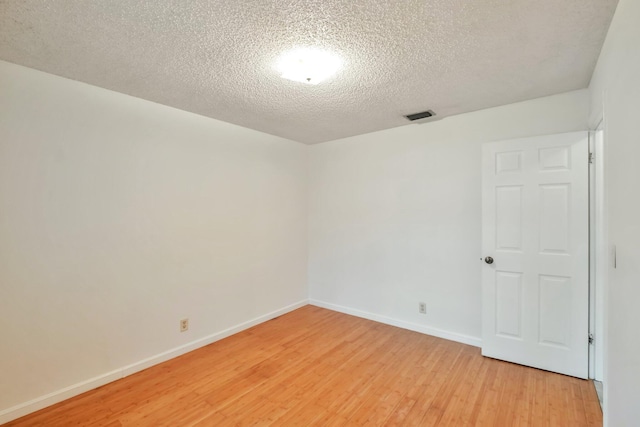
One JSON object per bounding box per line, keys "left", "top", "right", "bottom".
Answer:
{"left": 481, "top": 131, "right": 589, "bottom": 378}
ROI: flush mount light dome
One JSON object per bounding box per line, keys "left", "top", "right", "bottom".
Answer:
{"left": 276, "top": 47, "right": 342, "bottom": 85}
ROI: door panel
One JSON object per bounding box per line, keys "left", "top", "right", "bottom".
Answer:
{"left": 538, "top": 274, "right": 572, "bottom": 348}
{"left": 540, "top": 184, "right": 570, "bottom": 254}
{"left": 482, "top": 131, "right": 588, "bottom": 379}
{"left": 495, "top": 272, "right": 523, "bottom": 339}
{"left": 496, "top": 186, "right": 523, "bottom": 251}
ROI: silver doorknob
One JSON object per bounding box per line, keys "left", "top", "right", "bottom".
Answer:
{"left": 484, "top": 256, "right": 494, "bottom": 264}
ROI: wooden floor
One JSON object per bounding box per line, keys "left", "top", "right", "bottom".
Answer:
{"left": 7, "top": 306, "right": 601, "bottom": 426}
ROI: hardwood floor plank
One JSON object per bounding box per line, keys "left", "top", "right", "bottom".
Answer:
{"left": 580, "top": 379, "right": 604, "bottom": 426}
{"left": 5, "top": 306, "right": 602, "bottom": 426}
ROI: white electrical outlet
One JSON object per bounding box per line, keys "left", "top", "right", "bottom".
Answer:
{"left": 180, "top": 318, "right": 189, "bottom": 332}
{"left": 419, "top": 302, "right": 426, "bottom": 314}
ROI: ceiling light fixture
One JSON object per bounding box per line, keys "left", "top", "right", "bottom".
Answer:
{"left": 276, "top": 47, "right": 342, "bottom": 85}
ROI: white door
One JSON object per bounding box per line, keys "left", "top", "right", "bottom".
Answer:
{"left": 481, "top": 131, "right": 589, "bottom": 378}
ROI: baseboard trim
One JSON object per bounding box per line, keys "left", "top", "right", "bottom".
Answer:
{"left": 310, "top": 299, "right": 482, "bottom": 348}
{"left": 0, "top": 299, "right": 308, "bottom": 425}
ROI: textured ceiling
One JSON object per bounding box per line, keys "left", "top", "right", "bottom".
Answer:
{"left": 0, "top": 0, "right": 618, "bottom": 144}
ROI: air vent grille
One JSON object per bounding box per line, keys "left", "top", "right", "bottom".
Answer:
{"left": 405, "top": 110, "right": 435, "bottom": 121}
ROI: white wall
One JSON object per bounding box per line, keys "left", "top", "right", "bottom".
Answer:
{"left": 308, "top": 90, "right": 589, "bottom": 344}
{"left": 589, "top": 0, "right": 640, "bottom": 424}
{"left": 0, "top": 61, "right": 308, "bottom": 421}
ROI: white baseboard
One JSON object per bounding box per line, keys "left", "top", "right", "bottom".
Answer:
{"left": 309, "top": 299, "right": 482, "bottom": 348}
{"left": 0, "top": 299, "right": 308, "bottom": 425}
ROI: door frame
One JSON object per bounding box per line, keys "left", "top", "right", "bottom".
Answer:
{"left": 588, "top": 119, "right": 606, "bottom": 381}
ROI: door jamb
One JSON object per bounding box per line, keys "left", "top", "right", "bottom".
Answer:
{"left": 588, "top": 119, "right": 605, "bottom": 381}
